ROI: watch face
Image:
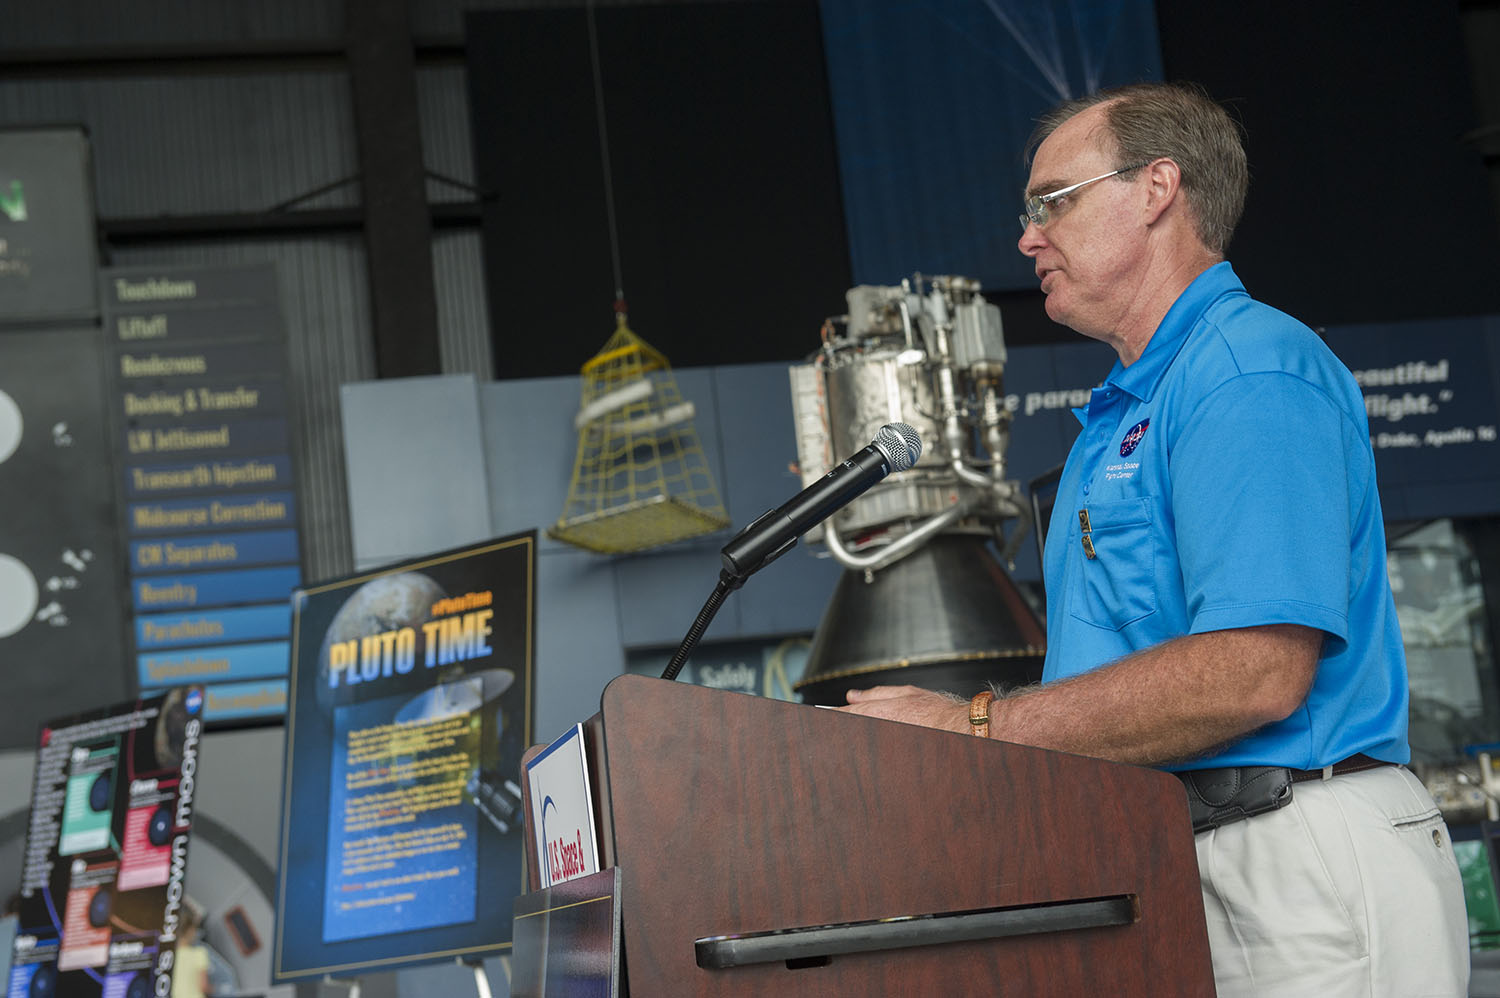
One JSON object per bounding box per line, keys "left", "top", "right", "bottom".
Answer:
{"left": 147, "top": 805, "right": 172, "bottom": 846}
{"left": 88, "top": 888, "right": 111, "bottom": 928}
{"left": 89, "top": 772, "right": 112, "bottom": 812}
{"left": 29, "top": 963, "right": 56, "bottom": 998}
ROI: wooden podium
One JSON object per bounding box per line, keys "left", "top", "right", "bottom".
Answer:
{"left": 519, "top": 675, "right": 1215, "bottom": 996}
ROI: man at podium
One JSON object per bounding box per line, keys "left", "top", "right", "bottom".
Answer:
{"left": 840, "top": 81, "right": 1468, "bottom": 997}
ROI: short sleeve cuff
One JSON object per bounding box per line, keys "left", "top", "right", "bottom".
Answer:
{"left": 1189, "top": 600, "right": 1349, "bottom": 643}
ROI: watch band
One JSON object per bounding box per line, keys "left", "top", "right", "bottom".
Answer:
{"left": 969, "top": 690, "right": 995, "bottom": 738}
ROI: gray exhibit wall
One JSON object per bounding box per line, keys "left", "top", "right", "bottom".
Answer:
{"left": 338, "top": 320, "right": 1500, "bottom": 746}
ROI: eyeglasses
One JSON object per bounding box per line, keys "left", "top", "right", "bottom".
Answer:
{"left": 1019, "top": 162, "right": 1150, "bottom": 230}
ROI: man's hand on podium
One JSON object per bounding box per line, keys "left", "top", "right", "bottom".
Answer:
{"left": 838, "top": 685, "right": 973, "bottom": 736}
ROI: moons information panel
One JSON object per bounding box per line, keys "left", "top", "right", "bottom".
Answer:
{"left": 273, "top": 532, "right": 536, "bottom": 981}
{"left": 8, "top": 688, "right": 205, "bottom": 998}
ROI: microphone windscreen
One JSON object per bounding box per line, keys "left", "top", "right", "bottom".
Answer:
{"left": 875, "top": 422, "right": 922, "bottom": 472}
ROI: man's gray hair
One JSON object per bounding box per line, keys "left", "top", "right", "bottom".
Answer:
{"left": 1029, "top": 81, "right": 1249, "bottom": 255}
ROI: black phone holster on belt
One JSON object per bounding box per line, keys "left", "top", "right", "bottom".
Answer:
{"left": 1177, "top": 766, "right": 1293, "bottom": 834}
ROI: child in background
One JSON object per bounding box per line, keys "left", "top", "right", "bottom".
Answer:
{"left": 172, "top": 899, "right": 210, "bottom": 998}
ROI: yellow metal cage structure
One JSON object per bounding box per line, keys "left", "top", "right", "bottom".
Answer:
{"left": 547, "top": 316, "right": 730, "bottom": 554}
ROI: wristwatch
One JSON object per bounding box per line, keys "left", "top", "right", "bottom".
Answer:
{"left": 969, "top": 690, "right": 995, "bottom": 738}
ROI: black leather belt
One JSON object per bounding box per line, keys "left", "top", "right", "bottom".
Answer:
{"left": 1285, "top": 753, "right": 1392, "bottom": 783}
{"left": 1178, "top": 754, "right": 1393, "bottom": 834}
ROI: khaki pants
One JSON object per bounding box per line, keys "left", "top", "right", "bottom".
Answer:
{"left": 1195, "top": 765, "right": 1469, "bottom": 997}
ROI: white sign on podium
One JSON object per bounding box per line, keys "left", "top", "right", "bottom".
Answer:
{"left": 524, "top": 723, "right": 601, "bottom": 888}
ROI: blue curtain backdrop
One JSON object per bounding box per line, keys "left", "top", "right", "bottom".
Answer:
{"left": 819, "top": 0, "right": 1163, "bottom": 291}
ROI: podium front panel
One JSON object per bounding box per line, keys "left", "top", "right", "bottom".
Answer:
{"left": 591, "top": 675, "right": 1213, "bottom": 996}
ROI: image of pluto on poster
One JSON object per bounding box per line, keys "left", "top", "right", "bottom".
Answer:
{"left": 8, "top": 687, "right": 205, "bottom": 998}
{"left": 275, "top": 532, "right": 536, "bottom": 979}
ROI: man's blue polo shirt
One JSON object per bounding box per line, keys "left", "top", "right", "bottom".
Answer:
{"left": 1040, "top": 261, "right": 1409, "bottom": 770}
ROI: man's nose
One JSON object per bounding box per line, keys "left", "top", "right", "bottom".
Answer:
{"left": 1018, "top": 220, "right": 1045, "bottom": 257}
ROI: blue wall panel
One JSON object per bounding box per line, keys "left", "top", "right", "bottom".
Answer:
{"left": 531, "top": 548, "right": 626, "bottom": 745}
{"left": 481, "top": 373, "right": 583, "bottom": 556}
{"left": 711, "top": 364, "right": 845, "bottom": 638}
{"left": 342, "top": 374, "right": 491, "bottom": 571}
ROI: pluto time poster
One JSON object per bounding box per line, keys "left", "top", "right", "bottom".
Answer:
{"left": 273, "top": 532, "right": 536, "bottom": 981}
{"left": 7, "top": 688, "right": 205, "bottom": 998}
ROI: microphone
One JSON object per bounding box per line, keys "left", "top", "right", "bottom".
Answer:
{"left": 719, "top": 422, "right": 923, "bottom": 581}
{"left": 660, "top": 423, "right": 923, "bottom": 682}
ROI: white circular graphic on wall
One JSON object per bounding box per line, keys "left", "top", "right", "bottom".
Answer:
{"left": 0, "top": 389, "right": 21, "bottom": 464}
{"left": 0, "top": 554, "right": 39, "bottom": 637}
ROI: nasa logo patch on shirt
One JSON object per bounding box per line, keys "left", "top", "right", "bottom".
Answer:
{"left": 1120, "top": 418, "right": 1150, "bottom": 457}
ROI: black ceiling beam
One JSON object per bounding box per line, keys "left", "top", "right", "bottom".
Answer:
{"left": 0, "top": 42, "right": 345, "bottom": 78}
{"left": 0, "top": 40, "right": 464, "bottom": 79}
{"left": 345, "top": 0, "right": 442, "bottom": 378}
{"left": 96, "top": 203, "right": 481, "bottom": 244}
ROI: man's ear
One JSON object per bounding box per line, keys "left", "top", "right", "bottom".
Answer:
{"left": 1142, "top": 158, "right": 1181, "bottom": 225}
